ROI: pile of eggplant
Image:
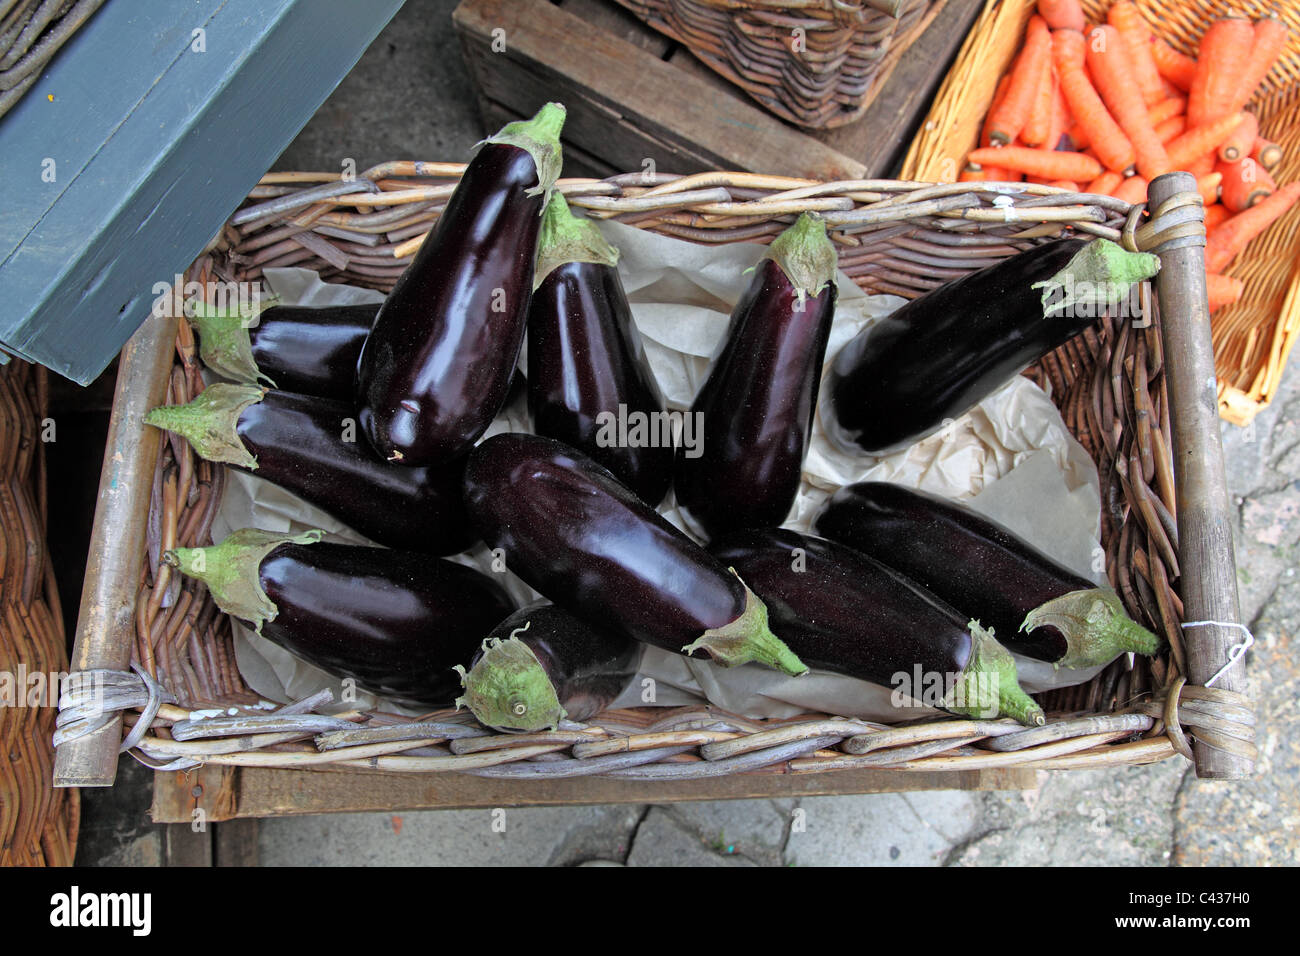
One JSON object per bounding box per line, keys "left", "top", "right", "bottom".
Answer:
{"left": 148, "top": 101, "right": 1165, "bottom": 735}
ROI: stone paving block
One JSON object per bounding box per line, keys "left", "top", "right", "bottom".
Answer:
{"left": 785, "top": 791, "right": 980, "bottom": 866}
{"left": 664, "top": 798, "right": 790, "bottom": 865}
{"left": 626, "top": 808, "right": 756, "bottom": 866}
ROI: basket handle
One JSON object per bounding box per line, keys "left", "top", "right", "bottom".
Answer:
{"left": 1144, "top": 171, "right": 1255, "bottom": 780}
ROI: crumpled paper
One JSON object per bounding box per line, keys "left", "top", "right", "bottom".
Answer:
{"left": 215, "top": 218, "right": 1110, "bottom": 721}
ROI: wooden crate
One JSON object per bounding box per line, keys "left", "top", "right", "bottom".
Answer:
{"left": 453, "top": 0, "right": 985, "bottom": 180}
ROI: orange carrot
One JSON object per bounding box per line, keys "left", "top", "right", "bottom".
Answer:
{"left": 1205, "top": 273, "right": 1245, "bottom": 311}
{"left": 1165, "top": 113, "right": 1246, "bottom": 171}
{"left": 981, "top": 74, "right": 1012, "bottom": 148}
{"left": 1205, "top": 182, "right": 1300, "bottom": 271}
{"left": 1252, "top": 136, "right": 1282, "bottom": 171}
{"left": 1188, "top": 18, "right": 1254, "bottom": 129}
{"left": 1218, "top": 110, "right": 1258, "bottom": 162}
{"left": 1038, "top": 0, "right": 1085, "bottom": 32}
{"left": 1043, "top": 73, "right": 1071, "bottom": 151}
{"left": 1228, "top": 18, "right": 1290, "bottom": 113}
{"left": 1087, "top": 26, "right": 1171, "bottom": 178}
{"left": 1203, "top": 202, "right": 1231, "bottom": 232}
{"left": 1053, "top": 29, "right": 1134, "bottom": 173}
{"left": 1217, "top": 157, "right": 1276, "bottom": 212}
{"left": 1022, "top": 60, "right": 1057, "bottom": 147}
{"left": 1196, "top": 171, "right": 1223, "bottom": 207}
{"left": 1065, "top": 118, "right": 1091, "bottom": 151}
{"left": 1113, "top": 175, "right": 1150, "bottom": 204}
{"left": 968, "top": 146, "right": 1101, "bottom": 181}
{"left": 1146, "top": 97, "right": 1186, "bottom": 127}
{"left": 1045, "top": 180, "right": 1080, "bottom": 191}
{"left": 1086, "top": 170, "right": 1124, "bottom": 195}
{"left": 960, "top": 164, "right": 991, "bottom": 182}
{"left": 987, "top": 16, "right": 1053, "bottom": 145}
{"left": 1108, "top": 2, "right": 1165, "bottom": 106}
{"left": 1150, "top": 36, "right": 1197, "bottom": 92}
{"left": 1155, "top": 115, "right": 1187, "bottom": 143}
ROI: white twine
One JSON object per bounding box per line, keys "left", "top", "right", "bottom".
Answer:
{"left": 1180, "top": 621, "right": 1254, "bottom": 687}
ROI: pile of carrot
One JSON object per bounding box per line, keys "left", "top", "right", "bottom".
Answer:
{"left": 961, "top": 0, "right": 1297, "bottom": 313}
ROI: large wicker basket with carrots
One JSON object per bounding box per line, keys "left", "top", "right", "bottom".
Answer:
{"left": 52, "top": 162, "right": 1257, "bottom": 791}
{"left": 903, "top": 0, "right": 1300, "bottom": 426}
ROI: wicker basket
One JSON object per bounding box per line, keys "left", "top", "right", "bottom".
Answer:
{"left": 52, "top": 165, "right": 1257, "bottom": 790}
{"left": 1, "top": 359, "right": 78, "bottom": 865}
{"left": 612, "top": 0, "right": 948, "bottom": 128}
{"left": 901, "top": 0, "right": 1300, "bottom": 426}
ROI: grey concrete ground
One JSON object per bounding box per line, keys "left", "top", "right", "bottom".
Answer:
{"left": 76, "top": 0, "right": 1299, "bottom": 866}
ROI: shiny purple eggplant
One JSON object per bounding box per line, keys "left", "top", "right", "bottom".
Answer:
{"left": 455, "top": 602, "right": 639, "bottom": 732}
{"left": 709, "top": 528, "right": 1043, "bottom": 725}
{"left": 166, "top": 529, "right": 514, "bottom": 707}
{"left": 189, "top": 301, "right": 378, "bottom": 398}
{"left": 463, "top": 432, "right": 807, "bottom": 676}
{"left": 356, "top": 103, "right": 566, "bottom": 466}
{"left": 674, "top": 213, "right": 837, "bottom": 538}
{"left": 528, "top": 194, "right": 672, "bottom": 505}
{"left": 145, "top": 384, "right": 476, "bottom": 555}
{"left": 815, "top": 482, "right": 1161, "bottom": 668}
{"left": 822, "top": 238, "right": 1160, "bottom": 455}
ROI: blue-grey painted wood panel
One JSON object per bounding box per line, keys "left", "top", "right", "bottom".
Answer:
{"left": 0, "top": 0, "right": 404, "bottom": 384}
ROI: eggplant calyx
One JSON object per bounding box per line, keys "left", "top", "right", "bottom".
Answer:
{"left": 945, "top": 621, "right": 1045, "bottom": 727}
{"left": 533, "top": 192, "right": 620, "bottom": 290}
{"left": 481, "top": 101, "right": 567, "bottom": 203}
{"left": 1022, "top": 587, "right": 1164, "bottom": 669}
{"left": 186, "top": 295, "right": 280, "bottom": 387}
{"left": 763, "top": 212, "right": 837, "bottom": 306}
{"left": 454, "top": 627, "right": 567, "bottom": 733}
{"left": 144, "top": 383, "right": 266, "bottom": 471}
{"left": 1033, "top": 238, "right": 1160, "bottom": 319}
{"left": 164, "top": 528, "right": 324, "bottom": 635}
{"left": 681, "top": 577, "right": 809, "bottom": 677}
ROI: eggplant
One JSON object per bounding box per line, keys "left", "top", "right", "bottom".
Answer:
{"left": 356, "top": 103, "right": 566, "bottom": 466}
{"left": 815, "top": 482, "right": 1161, "bottom": 668}
{"left": 528, "top": 194, "right": 673, "bottom": 505}
{"left": 674, "top": 213, "right": 837, "bottom": 538}
{"left": 463, "top": 432, "right": 807, "bottom": 676}
{"left": 822, "top": 238, "right": 1160, "bottom": 455}
{"left": 455, "top": 602, "right": 639, "bottom": 732}
{"left": 709, "top": 528, "right": 1044, "bottom": 725}
{"left": 144, "top": 384, "right": 476, "bottom": 555}
{"left": 165, "top": 529, "right": 514, "bottom": 707}
{"left": 188, "top": 301, "right": 377, "bottom": 398}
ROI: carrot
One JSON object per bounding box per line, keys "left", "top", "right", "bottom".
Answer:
{"left": 1043, "top": 73, "right": 1071, "bottom": 151}
{"left": 1045, "top": 180, "right": 1080, "bottom": 191}
{"left": 960, "top": 164, "right": 991, "bottom": 182}
{"left": 1228, "top": 18, "right": 1290, "bottom": 113}
{"left": 1108, "top": 2, "right": 1165, "bottom": 106}
{"left": 1196, "top": 171, "right": 1223, "bottom": 207}
{"left": 1022, "top": 60, "right": 1057, "bottom": 147}
{"left": 1037, "top": 0, "right": 1085, "bottom": 32}
{"left": 1205, "top": 273, "right": 1245, "bottom": 312}
{"left": 1064, "top": 118, "right": 1091, "bottom": 151}
{"left": 1205, "top": 182, "right": 1300, "bottom": 272}
{"left": 1113, "top": 175, "right": 1150, "bottom": 204}
{"left": 1087, "top": 26, "right": 1171, "bottom": 178}
{"left": 1252, "top": 136, "right": 1282, "bottom": 171}
{"left": 1165, "top": 112, "right": 1246, "bottom": 171}
{"left": 1188, "top": 152, "right": 1216, "bottom": 177}
{"left": 1053, "top": 30, "right": 1134, "bottom": 173}
{"left": 1218, "top": 110, "right": 1258, "bottom": 163}
{"left": 987, "top": 16, "right": 1053, "bottom": 145}
{"left": 1155, "top": 115, "right": 1187, "bottom": 143}
{"left": 968, "top": 146, "right": 1101, "bottom": 181}
{"left": 1150, "top": 36, "right": 1198, "bottom": 92}
{"left": 1217, "top": 157, "right": 1276, "bottom": 212}
{"left": 1203, "top": 203, "right": 1231, "bottom": 232}
{"left": 1148, "top": 97, "right": 1186, "bottom": 124}
{"left": 1086, "top": 170, "right": 1124, "bottom": 195}
{"left": 981, "top": 75, "right": 1012, "bottom": 148}
{"left": 1188, "top": 18, "right": 1254, "bottom": 129}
